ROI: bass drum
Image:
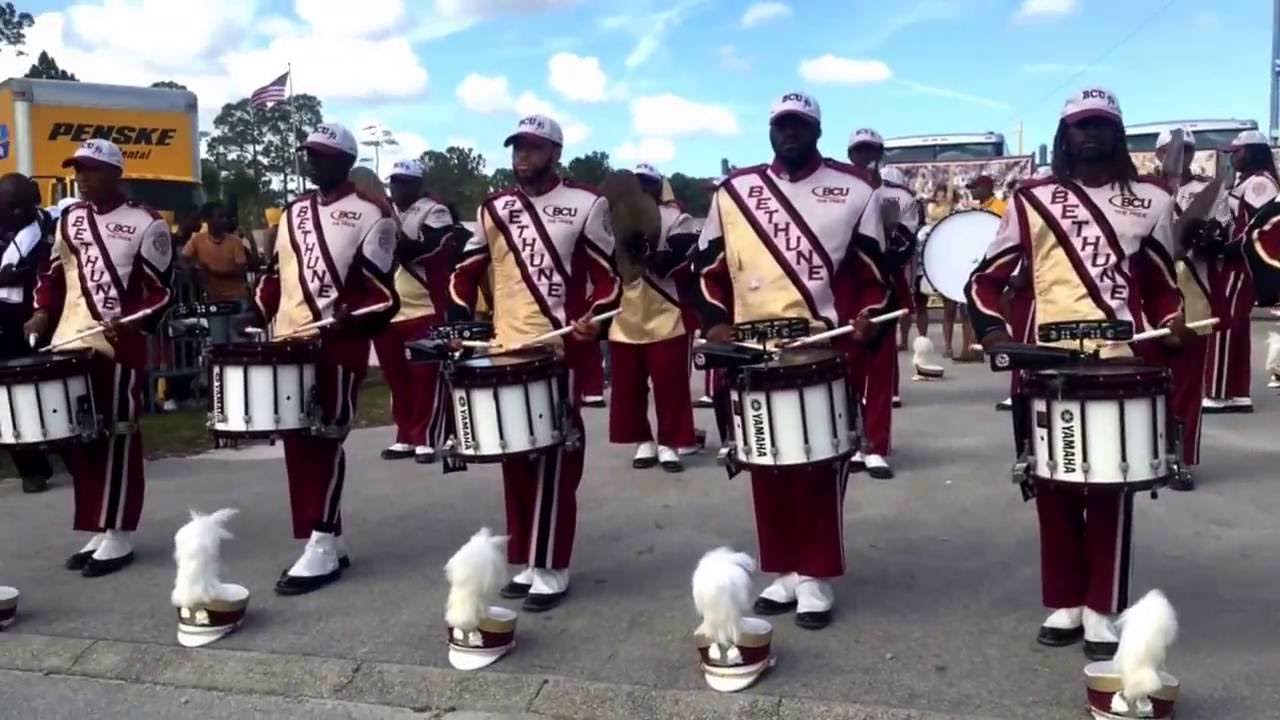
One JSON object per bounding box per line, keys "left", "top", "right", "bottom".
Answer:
{"left": 921, "top": 209, "right": 1001, "bottom": 303}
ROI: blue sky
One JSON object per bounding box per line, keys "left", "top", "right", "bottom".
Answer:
{"left": 6, "top": 0, "right": 1274, "bottom": 176}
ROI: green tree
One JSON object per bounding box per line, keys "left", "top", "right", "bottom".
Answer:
{"left": 0, "top": 3, "right": 33, "bottom": 54}
{"left": 489, "top": 167, "right": 516, "bottom": 191}
{"left": 204, "top": 94, "right": 323, "bottom": 209}
{"left": 24, "top": 50, "right": 76, "bottom": 80}
{"left": 668, "top": 172, "right": 713, "bottom": 216}
{"left": 358, "top": 125, "right": 398, "bottom": 176}
{"left": 564, "top": 150, "right": 611, "bottom": 188}
{"left": 420, "top": 146, "right": 490, "bottom": 219}
{"left": 150, "top": 81, "right": 188, "bottom": 90}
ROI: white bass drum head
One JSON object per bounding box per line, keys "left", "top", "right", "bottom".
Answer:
{"left": 921, "top": 209, "right": 1001, "bottom": 303}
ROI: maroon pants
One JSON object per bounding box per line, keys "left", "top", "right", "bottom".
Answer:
{"left": 1036, "top": 485, "right": 1134, "bottom": 614}
{"left": 848, "top": 339, "right": 894, "bottom": 456}
{"left": 283, "top": 345, "right": 367, "bottom": 539}
{"left": 608, "top": 335, "right": 696, "bottom": 448}
{"left": 578, "top": 340, "right": 606, "bottom": 397}
{"left": 68, "top": 355, "right": 145, "bottom": 533}
{"left": 500, "top": 350, "right": 587, "bottom": 569}
{"left": 1169, "top": 334, "right": 1208, "bottom": 466}
{"left": 751, "top": 463, "right": 848, "bottom": 578}
{"left": 1204, "top": 267, "right": 1255, "bottom": 400}
{"left": 372, "top": 315, "right": 444, "bottom": 447}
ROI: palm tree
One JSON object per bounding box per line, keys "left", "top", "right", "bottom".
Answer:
{"left": 360, "top": 125, "right": 399, "bottom": 176}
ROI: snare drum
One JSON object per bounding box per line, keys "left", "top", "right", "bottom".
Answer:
{"left": 1024, "top": 364, "right": 1172, "bottom": 490}
{"left": 0, "top": 351, "right": 98, "bottom": 446}
{"left": 447, "top": 347, "right": 564, "bottom": 462}
{"left": 729, "top": 349, "right": 853, "bottom": 469}
{"left": 207, "top": 341, "right": 318, "bottom": 438}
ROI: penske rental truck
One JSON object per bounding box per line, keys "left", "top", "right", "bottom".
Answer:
{"left": 0, "top": 78, "right": 202, "bottom": 217}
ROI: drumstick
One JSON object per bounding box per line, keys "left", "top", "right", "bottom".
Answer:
{"left": 274, "top": 305, "right": 383, "bottom": 341}
{"left": 782, "top": 308, "right": 910, "bottom": 348}
{"left": 506, "top": 309, "right": 623, "bottom": 351}
{"left": 1106, "top": 318, "right": 1219, "bottom": 346}
{"left": 40, "top": 307, "right": 157, "bottom": 352}
{"left": 692, "top": 338, "right": 768, "bottom": 351}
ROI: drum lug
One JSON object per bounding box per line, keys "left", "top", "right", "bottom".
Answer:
{"left": 1045, "top": 460, "right": 1057, "bottom": 473}
{"left": 1011, "top": 456, "right": 1031, "bottom": 485}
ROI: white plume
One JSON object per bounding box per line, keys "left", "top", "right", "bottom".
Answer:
{"left": 444, "top": 527, "right": 509, "bottom": 631}
{"left": 691, "top": 547, "right": 756, "bottom": 647}
{"left": 1115, "top": 589, "right": 1179, "bottom": 702}
{"left": 1266, "top": 332, "right": 1280, "bottom": 376}
{"left": 171, "top": 508, "right": 239, "bottom": 609}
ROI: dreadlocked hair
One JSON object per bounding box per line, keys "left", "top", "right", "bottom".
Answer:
{"left": 1049, "top": 119, "right": 1138, "bottom": 194}
{"left": 1238, "top": 145, "right": 1279, "bottom": 182}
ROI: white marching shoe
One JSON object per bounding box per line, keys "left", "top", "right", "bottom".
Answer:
{"left": 795, "top": 576, "right": 834, "bottom": 630}
{"left": 275, "top": 531, "right": 343, "bottom": 596}
{"left": 65, "top": 532, "right": 106, "bottom": 570}
{"left": 658, "top": 445, "right": 683, "bottom": 473}
{"left": 523, "top": 568, "right": 570, "bottom": 613}
{"left": 81, "top": 530, "right": 135, "bottom": 578}
{"left": 752, "top": 573, "right": 798, "bottom": 615}
{"left": 414, "top": 445, "right": 437, "bottom": 464}
{"left": 380, "top": 442, "right": 415, "bottom": 460}
{"left": 1038, "top": 606, "right": 1084, "bottom": 647}
{"left": 1084, "top": 608, "right": 1120, "bottom": 661}
{"left": 632, "top": 441, "right": 659, "bottom": 469}
{"left": 865, "top": 454, "right": 894, "bottom": 480}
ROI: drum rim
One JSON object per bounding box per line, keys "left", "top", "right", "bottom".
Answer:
{"left": 449, "top": 348, "right": 563, "bottom": 386}
{"left": 1032, "top": 476, "right": 1169, "bottom": 492}
{"left": 450, "top": 441, "right": 565, "bottom": 463}
{"left": 735, "top": 450, "right": 855, "bottom": 471}
{"left": 921, "top": 208, "right": 1001, "bottom": 304}
{"left": 1024, "top": 365, "right": 1170, "bottom": 399}
{"left": 732, "top": 352, "right": 847, "bottom": 390}
{"left": 208, "top": 427, "right": 313, "bottom": 440}
{"left": 207, "top": 340, "right": 320, "bottom": 363}
{"left": 0, "top": 350, "right": 94, "bottom": 383}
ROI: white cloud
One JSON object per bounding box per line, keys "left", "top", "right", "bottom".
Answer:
{"left": 548, "top": 52, "right": 608, "bottom": 103}
{"left": 798, "top": 54, "right": 892, "bottom": 86}
{"left": 223, "top": 32, "right": 428, "bottom": 102}
{"left": 457, "top": 73, "right": 515, "bottom": 113}
{"left": 614, "top": 137, "right": 676, "bottom": 165}
{"left": 432, "top": 0, "right": 577, "bottom": 19}
{"left": 63, "top": 0, "right": 256, "bottom": 70}
{"left": 741, "top": 2, "right": 791, "bottom": 28}
{"left": 631, "top": 95, "right": 739, "bottom": 138}
{"left": 1014, "top": 0, "right": 1078, "bottom": 22}
{"left": 600, "top": 0, "right": 711, "bottom": 69}
{"left": 719, "top": 44, "right": 750, "bottom": 71}
{"left": 514, "top": 91, "right": 558, "bottom": 117}
{"left": 294, "top": 0, "right": 405, "bottom": 38}
{"left": 563, "top": 121, "right": 592, "bottom": 146}
{"left": 896, "top": 79, "right": 1011, "bottom": 110}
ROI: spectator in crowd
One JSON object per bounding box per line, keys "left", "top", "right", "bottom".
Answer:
{"left": 0, "top": 173, "right": 54, "bottom": 493}
{"left": 181, "top": 201, "right": 249, "bottom": 344}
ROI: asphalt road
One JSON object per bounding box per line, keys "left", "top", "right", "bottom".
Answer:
{"left": 1, "top": 325, "right": 1278, "bottom": 719}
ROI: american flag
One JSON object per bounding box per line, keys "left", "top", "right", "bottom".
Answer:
{"left": 250, "top": 71, "right": 289, "bottom": 108}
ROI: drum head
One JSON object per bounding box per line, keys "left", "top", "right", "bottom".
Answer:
{"left": 0, "top": 351, "right": 91, "bottom": 382}
{"left": 921, "top": 209, "right": 1001, "bottom": 303}
{"left": 208, "top": 341, "right": 318, "bottom": 364}
{"left": 1026, "top": 363, "right": 1170, "bottom": 399}
{"left": 451, "top": 347, "right": 561, "bottom": 386}
{"left": 735, "top": 348, "right": 846, "bottom": 390}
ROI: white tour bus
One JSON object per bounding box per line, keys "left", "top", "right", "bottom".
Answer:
{"left": 1125, "top": 119, "right": 1259, "bottom": 152}
{"left": 882, "top": 132, "right": 1007, "bottom": 163}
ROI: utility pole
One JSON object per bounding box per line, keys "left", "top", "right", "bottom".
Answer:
{"left": 1272, "top": 0, "right": 1280, "bottom": 143}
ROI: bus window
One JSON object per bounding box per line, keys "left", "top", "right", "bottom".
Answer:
{"left": 1129, "top": 129, "right": 1258, "bottom": 152}
{"left": 883, "top": 146, "right": 938, "bottom": 163}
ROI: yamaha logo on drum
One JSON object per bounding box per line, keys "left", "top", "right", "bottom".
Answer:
{"left": 1059, "top": 409, "right": 1078, "bottom": 474}
{"left": 748, "top": 398, "right": 768, "bottom": 458}
{"left": 454, "top": 392, "right": 475, "bottom": 451}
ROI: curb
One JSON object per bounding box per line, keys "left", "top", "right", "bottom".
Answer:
{"left": 0, "top": 632, "right": 1003, "bottom": 720}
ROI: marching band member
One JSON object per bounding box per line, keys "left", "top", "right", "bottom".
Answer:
{"left": 1203, "top": 130, "right": 1279, "bottom": 413}
{"left": 373, "top": 159, "right": 469, "bottom": 464}
{"left": 845, "top": 128, "right": 898, "bottom": 477}
{"left": 26, "top": 139, "right": 174, "bottom": 577}
{"left": 874, "top": 165, "right": 922, "bottom": 404}
{"left": 254, "top": 124, "right": 400, "bottom": 595}
{"left": 966, "top": 88, "right": 1187, "bottom": 660}
{"left": 1155, "top": 128, "right": 1227, "bottom": 491}
{"left": 448, "top": 115, "right": 620, "bottom": 612}
{"left": 694, "top": 92, "right": 889, "bottom": 629}
{"left": 608, "top": 163, "right": 700, "bottom": 472}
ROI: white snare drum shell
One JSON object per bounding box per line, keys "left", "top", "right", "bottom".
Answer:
{"left": 212, "top": 362, "right": 316, "bottom": 434}
{"left": 732, "top": 379, "right": 851, "bottom": 467}
{"left": 1032, "top": 394, "right": 1168, "bottom": 485}
{"left": 452, "top": 378, "right": 561, "bottom": 459}
{"left": 0, "top": 374, "right": 94, "bottom": 444}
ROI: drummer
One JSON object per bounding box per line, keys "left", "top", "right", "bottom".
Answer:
{"left": 25, "top": 139, "right": 174, "bottom": 577}
{"left": 253, "top": 123, "right": 400, "bottom": 595}
{"left": 448, "top": 114, "right": 620, "bottom": 612}
{"left": 694, "top": 92, "right": 890, "bottom": 629}
{"left": 966, "top": 87, "right": 1189, "bottom": 660}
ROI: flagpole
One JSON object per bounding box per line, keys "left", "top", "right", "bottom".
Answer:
{"left": 287, "top": 63, "right": 302, "bottom": 198}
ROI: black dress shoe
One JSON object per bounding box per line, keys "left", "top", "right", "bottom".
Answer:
{"left": 892, "top": 398, "right": 902, "bottom": 409}
{"left": 867, "top": 463, "right": 895, "bottom": 480}
{"left": 22, "top": 476, "right": 49, "bottom": 493}
{"left": 1168, "top": 472, "right": 1195, "bottom": 492}
{"left": 523, "top": 590, "right": 567, "bottom": 612}
{"left": 500, "top": 580, "right": 531, "bottom": 599}
{"left": 847, "top": 456, "right": 867, "bottom": 474}
{"left": 996, "top": 400, "right": 1013, "bottom": 412}
{"left": 795, "top": 610, "right": 832, "bottom": 630}
{"left": 414, "top": 450, "right": 437, "bottom": 465}
{"left": 660, "top": 459, "right": 683, "bottom": 473}
{"left": 1084, "top": 640, "right": 1118, "bottom": 660}
{"left": 275, "top": 568, "right": 342, "bottom": 596}
{"left": 752, "top": 596, "right": 796, "bottom": 615}
{"left": 81, "top": 552, "right": 135, "bottom": 578}
{"left": 380, "top": 447, "right": 415, "bottom": 460}
{"left": 65, "top": 550, "right": 94, "bottom": 571}
{"left": 1036, "top": 625, "right": 1084, "bottom": 647}
{"left": 339, "top": 555, "right": 351, "bottom": 569}
{"left": 632, "top": 456, "right": 658, "bottom": 469}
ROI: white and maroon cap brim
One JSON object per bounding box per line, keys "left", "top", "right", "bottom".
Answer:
{"left": 695, "top": 616, "right": 774, "bottom": 693}
{"left": 0, "top": 586, "right": 18, "bottom": 630}
{"left": 1084, "top": 660, "right": 1179, "bottom": 719}
{"left": 61, "top": 156, "right": 122, "bottom": 171}
{"left": 1063, "top": 108, "right": 1123, "bottom": 125}
{"left": 447, "top": 606, "right": 517, "bottom": 671}
{"left": 175, "top": 584, "right": 249, "bottom": 648}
